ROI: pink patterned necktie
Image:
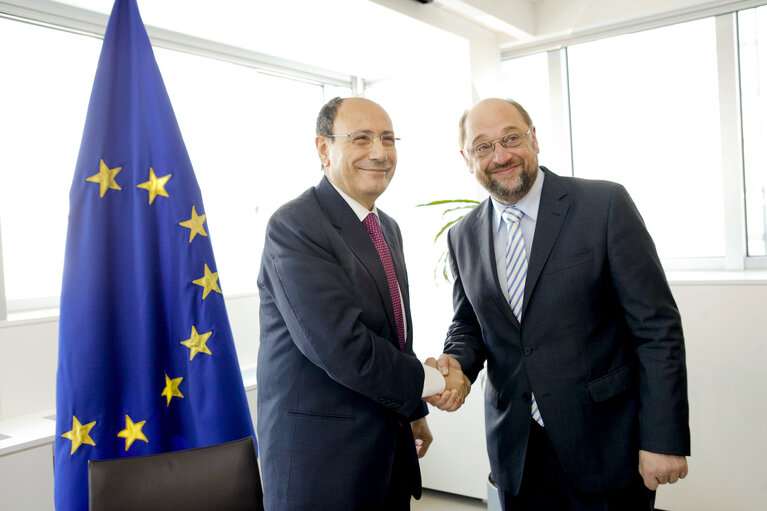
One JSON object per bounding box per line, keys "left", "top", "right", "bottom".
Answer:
{"left": 363, "top": 213, "right": 405, "bottom": 351}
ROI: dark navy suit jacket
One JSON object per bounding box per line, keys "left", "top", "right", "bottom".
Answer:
{"left": 257, "top": 176, "right": 428, "bottom": 510}
{"left": 445, "top": 168, "right": 690, "bottom": 495}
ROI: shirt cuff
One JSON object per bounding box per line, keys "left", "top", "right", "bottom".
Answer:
{"left": 422, "top": 364, "right": 446, "bottom": 398}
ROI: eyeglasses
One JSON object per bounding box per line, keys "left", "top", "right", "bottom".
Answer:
{"left": 469, "top": 128, "right": 531, "bottom": 159}
{"left": 326, "top": 130, "right": 399, "bottom": 149}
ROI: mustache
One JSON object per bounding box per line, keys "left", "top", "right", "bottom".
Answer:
{"left": 362, "top": 161, "right": 393, "bottom": 171}
{"left": 487, "top": 158, "right": 521, "bottom": 173}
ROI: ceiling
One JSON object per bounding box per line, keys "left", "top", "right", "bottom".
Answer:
{"left": 25, "top": 0, "right": 465, "bottom": 82}
{"left": 409, "top": 0, "right": 764, "bottom": 53}
{"left": 5, "top": 0, "right": 764, "bottom": 81}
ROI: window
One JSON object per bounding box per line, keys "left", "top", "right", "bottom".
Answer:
{"left": 155, "top": 47, "right": 332, "bottom": 296}
{"left": 739, "top": 5, "right": 767, "bottom": 257}
{"left": 567, "top": 18, "right": 724, "bottom": 260}
{"left": 0, "top": 19, "right": 100, "bottom": 307}
{"left": 500, "top": 53, "right": 556, "bottom": 169}
{"left": 0, "top": 16, "right": 350, "bottom": 317}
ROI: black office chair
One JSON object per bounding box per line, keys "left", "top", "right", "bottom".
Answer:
{"left": 88, "top": 436, "right": 264, "bottom": 511}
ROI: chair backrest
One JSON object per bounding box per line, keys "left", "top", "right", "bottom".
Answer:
{"left": 88, "top": 436, "right": 263, "bottom": 511}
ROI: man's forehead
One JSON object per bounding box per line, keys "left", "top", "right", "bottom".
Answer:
{"left": 467, "top": 103, "right": 524, "bottom": 140}
{"left": 336, "top": 99, "right": 393, "bottom": 130}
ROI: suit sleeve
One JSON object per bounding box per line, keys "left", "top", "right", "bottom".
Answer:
{"left": 260, "top": 207, "right": 426, "bottom": 419}
{"left": 443, "top": 228, "right": 489, "bottom": 383}
{"left": 607, "top": 185, "right": 690, "bottom": 456}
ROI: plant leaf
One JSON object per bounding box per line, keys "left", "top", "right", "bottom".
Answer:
{"left": 417, "top": 199, "right": 480, "bottom": 207}
{"left": 441, "top": 205, "right": 478, "bottom": 218}
{"left": 432, "top": 250, "right": 452, "bottom": 284}
{"left": 440, "top": 251, "right": 450, "bottom": 282}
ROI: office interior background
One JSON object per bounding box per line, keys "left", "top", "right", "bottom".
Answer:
{"left": 1, "top": 0, "right": 766, "bottom": 509}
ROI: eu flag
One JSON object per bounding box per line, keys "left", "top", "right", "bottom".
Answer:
{"left": 54, "top": 1, "right": 255, "bottom": 509}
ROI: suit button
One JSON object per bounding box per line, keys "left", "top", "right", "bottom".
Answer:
{"left": 522, "top": 392, "right": 532, "bottom": 402}
{"left": 523, "top": 347, "right": 533, "bottom": 356}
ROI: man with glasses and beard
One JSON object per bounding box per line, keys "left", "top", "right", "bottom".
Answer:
{"left": 430, "top": 98, "right": 690, "bottom": 511}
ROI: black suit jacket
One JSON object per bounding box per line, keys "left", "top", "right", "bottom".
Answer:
{"left": 445, "top": 168, "right": 690, "bottom": 495}
{"left": 257, "top": 176, "right": 428, "bottom": 510}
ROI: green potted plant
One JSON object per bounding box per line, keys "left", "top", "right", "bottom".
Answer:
{"left": 416, "top": 198, "right": 479, "bottom": 281}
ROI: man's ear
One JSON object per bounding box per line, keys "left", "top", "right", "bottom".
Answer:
{"left": 316, "top": 136, "right": 330, "bottom": 169}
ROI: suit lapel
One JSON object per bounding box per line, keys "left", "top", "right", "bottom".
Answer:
{"left": 524, "top": 169, "right": 570, "bottom": 307}
{"left": 314, "top": 177, "right": 401, "bottom": 345}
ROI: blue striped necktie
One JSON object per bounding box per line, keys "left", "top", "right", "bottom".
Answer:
{"left": 502, "top": 206, "right": 544, "bottom": 427}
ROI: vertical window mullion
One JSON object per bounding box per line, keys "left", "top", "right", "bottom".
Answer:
{"left": 351, "top": 75, "right": 365, "bottom": 97}
{"left": 546, "top": 48, "right": 574, "bottom": 177}
{"left": 716, "top": 13, "right": 747, "bottom": 270}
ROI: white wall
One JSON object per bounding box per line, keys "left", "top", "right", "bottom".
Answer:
{"left": 656, "top": 277, "right": 767, "bottom": 511}
{"left": 416, "top": 277, "right": 767, "bottom": 510}
{"left": 0, "top": 318, "right": 58, "bottom": 420}
{"left": 2, "top": 280, "right": 766, "bottom": 509}
{"left": 0, "top": 295, "right": 259, "bottom": 421}
{"left": 0, "top": 443, "right": 54, "bottom": 511}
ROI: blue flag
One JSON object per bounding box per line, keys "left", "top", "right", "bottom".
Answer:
{"left": 54, "top": 1, "right": 255, "bottom": 508}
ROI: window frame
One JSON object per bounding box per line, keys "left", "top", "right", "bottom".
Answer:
{"left": 503, "top": 10, "right": 767, "bottom": 272}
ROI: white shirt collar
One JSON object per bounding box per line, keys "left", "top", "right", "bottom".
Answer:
{"left": 491, "top": 167, "right": 545, "bottom": 231}
{"left": 328, "top": 179, "right": 378, "bottom": 222}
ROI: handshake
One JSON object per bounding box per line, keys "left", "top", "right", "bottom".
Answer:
{"left": 423, "top": 354, "right": 471, "bottom": 412}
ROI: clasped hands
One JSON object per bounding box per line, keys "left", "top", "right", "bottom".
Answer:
{"left": 423, "top": 354, "right": 470, "bottom": 412}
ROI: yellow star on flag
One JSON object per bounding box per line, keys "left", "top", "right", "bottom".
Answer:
{"left": 117, "top": 414, "right": 148, "bottom": 451}
{"left": 136, "top": 167, "right": 171, "bottom": 204}
{"left": 179, "top": 205, "right": 208, "bottom": 242}
{"left": 86, "top": 159, "right": 122, "bottom": 197}
{"left": 161, "top": 373, "right": 184, "bottom": 407}
{"left": 192, "top": 264, "right": 222, "bottom": 299}
{"left": 181, "top": 325, "right": 212, "bottom": 360}
{"left": 61, "top": 415, "right": 97, "bottom": 455}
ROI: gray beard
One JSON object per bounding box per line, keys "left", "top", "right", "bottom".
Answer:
{"left": 488, "top": 166, "right": 535, "bottom": 205}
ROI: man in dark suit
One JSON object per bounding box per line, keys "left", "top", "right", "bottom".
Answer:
{"left": 432, "top": 98, "right": 690, "bottom": 510}
{"left": 257, "top": 97, "right": 468, "bottom": 511}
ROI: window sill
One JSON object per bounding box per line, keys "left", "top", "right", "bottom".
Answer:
{"left": 0, "top": 409, "right": 56, "bottom": 457}
{"left": 1, "top": 293, "right": 260, "bottom": 324}
{"left": 666, "top": 269, "right": 767, "bottom": 285}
